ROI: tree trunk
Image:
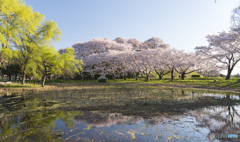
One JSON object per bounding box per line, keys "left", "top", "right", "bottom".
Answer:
{"left": 124, "top": 75, "right": 126, "bottom": 81}
{"left": 15, "top": 75, "right": 17, "bottom": 81}
{"left": 158, "top": 75, "right": 162, "bottom": 80}
{"left": 182, "top": 90, "right": 185, "bottom": 95}
{"left": 181, "top": 72, "right": 185, "bottom": 80}
{"left": 135, "top": 75, "right": 138, "bottom": 81}
{"left": 171, "top": 69, "right": 174, "bottom": 80}
{"left": 226, "top": 68, "right": 233, "bottom": 80}
{"left": 2, "top": 43, "right": 5, "bottom": 49}
{"left": 8, "top": 75, "right": 11, "bottom": 81}
{"left": 42, "top": 76, "right": 46, "bottom": 87}
{"left": 145, "top": 75, "right": 149, "bottom": 82}
{"left": 22, "top": 72, "right": 26, "bottom": 84}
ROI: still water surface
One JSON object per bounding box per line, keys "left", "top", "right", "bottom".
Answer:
{"left": 0, "top": 87, "right": 240, "bottom": 141}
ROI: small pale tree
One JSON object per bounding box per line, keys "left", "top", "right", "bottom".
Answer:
{"left": 194, "top": 55, "right": 222, "bottom": 77}
{"left": 128, "top": 52, "right": 141, "bottom": 80}
{"left": 143, "top": 37, "right": 170, "bottom": 49}
{"left": 151, "top": 48, "right": 170, "bottom": 80}
{"left": 127, "top": 38, "right": 143, "bottom": 50}
{"left": 105, "top": 51, "right": 128, "bottom": 80}
{"left": 114, "top": 37, "right": 128, "bottom": 44}
{"left": 136, "top": 49, "right": 155, "bottom": 81}
{"left": 73, "top": 38, "right": 132, "bottom": 58}
{"left": 231, "top": 4, "right": 240, "bottom": 31}
{"left": 195, "top": 31, "right": 240, "bottom": 80}
{"left": 83, "top": 55, "right": 98, "bottom": 80}
{"left": 175, "top": 52, "right": 201, "bottom": 80}
{"left": 162, "top": 48, "right": 180, "bottom": 81}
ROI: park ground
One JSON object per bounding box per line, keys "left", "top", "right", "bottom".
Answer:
{"left": 1, "top": 77, "right": 240, "bottom": 94}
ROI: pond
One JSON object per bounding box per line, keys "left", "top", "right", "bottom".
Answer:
{"left": 0, "top": 85, "right": 240, "bottom": 141}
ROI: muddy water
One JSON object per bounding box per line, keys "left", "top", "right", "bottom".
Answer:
{"left": 0, "top": 87, "right": 240, "bottom": 141}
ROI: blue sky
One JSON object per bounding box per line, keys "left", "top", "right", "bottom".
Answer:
{"left": 23, "top": 0, "right": 239, "bottom": 51}
{"left": 24, "top": 0, "right": 239, "bottom": 74}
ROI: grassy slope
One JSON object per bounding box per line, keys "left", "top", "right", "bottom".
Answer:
{"left": 1, "top": 77, "right": 239, "bottom": 92}
{"left": 151, "top": 70, "right": 204, "bottom": 79}
{"left": 44, "top": 77, "right": 240, "bottom": 89}
{"left": 106, "top": 78, "right": 238, "bottom": 89}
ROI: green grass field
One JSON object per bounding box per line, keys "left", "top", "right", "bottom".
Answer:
{"left": 42, "top": 77, "right": 240, "bottom": 89}
{"left": 107, "top": 77, "right": 240, "bottom": 88}
{"left": 1, "top": 76, "right": 239, "bottom": 90}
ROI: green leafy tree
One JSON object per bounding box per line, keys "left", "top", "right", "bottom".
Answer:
{"left": 37, "top": 46, "right": 61, "bottom": 87}
{"left": 0, "top": 48, "right": 21, "bottom": 80}
{"left": 59, "top": 47, "right": 83, "bottom": 80}
{"left": 0, "top": 0, "right": 43, "bottom": 64}
{"left": 0, "top": 0, "right": 61, "bottom": 84}
{"left": 14, "top": 20, "right": 61, "bottom": 84}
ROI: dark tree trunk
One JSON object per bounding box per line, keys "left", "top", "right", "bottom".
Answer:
{"left": 146, "top": 75, "right": 149, "bottom": 82}
{"left": 226, "top": 68, "right": 233, "bottom": 80}
{"left": 181, "top": 72, "right": 185, "bottom": 80}
{"left": 8, "top": 75, "right": 11, "bottom": 81}
{"left": 42, "top": 76, "right": 46, "bottom": 87}
{"left": 14, "top": 75, "right": 17, "bottom": 81}
{"left": 159, "top": 75, "right": 162, "bottom": 80}
{"left": 135, "top": 75, "right": 138, "bottom": 81}
{"left": 124, "top": 75, "right": 126, "bottom": 81}
{"left": 22, "top": 72, "right": 26, "bottom": 84}
{"left": 145, "top": 72, "right": 150, "bottom": 82}
{"left": 171, "top": 69, "right": 174, "bottom": 80}
{"left": 182, "top": 90, "right": 185, "bottom": 95}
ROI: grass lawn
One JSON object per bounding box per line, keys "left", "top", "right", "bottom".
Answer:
{"left": 0, "top": 77, "right": 239, "bottom": 92}
{"left": 111, "top": 77, "right": 240, "bottom": 88}
{"left": 44, "top": 77, "right": 240, "bottom": 89}
{"left": 1, "top": 84, "right": 42, "bottom": 88}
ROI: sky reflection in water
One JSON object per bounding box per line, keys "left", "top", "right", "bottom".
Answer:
{"left": 0, "top": 88, "right": 240, "bottom": 141}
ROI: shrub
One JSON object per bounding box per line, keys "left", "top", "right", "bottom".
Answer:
{"left": 191, "top": 75, "right": 200, "bottom": 78}
{"left": 97, "top": 77, "right": 108, "bottom": 83}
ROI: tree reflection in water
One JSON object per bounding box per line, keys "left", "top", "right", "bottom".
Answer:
{"left": 0, "top": 87, "right": 240, "bottom": 141}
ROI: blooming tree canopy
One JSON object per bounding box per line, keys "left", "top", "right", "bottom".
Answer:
{"left": 195, "top": 31, "right": 240, "bottom": 79}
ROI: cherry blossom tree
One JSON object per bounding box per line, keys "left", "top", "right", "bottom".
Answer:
{"left": 161, "top": 48, "right": 180, "bottom": 81}
{"left": 127, "top": 38, "right": 143, "bottom": 51}
{"left": 143, "top": 37, "right": 170, "bottom": 49}
{"left": 105, "top": 50, "right": 128, "bottom": 80}
{"left": 136, "top": 49, "right": 155, "bottom": 81}
{"left": 175, "top": 52, "right": 201, "bottom": 80}
{"left": 82, "top": 55, "right": 98, "bottom": 80}
{"left": 195, "top": 59, "right": 221, "bottom": 77}
{"left": 195, "top": 31, "right": 240, "bottom": 80}
{"left": 151, "top": 48, "right": 170, "bottom": 80}
{"left": 73, "top": 38, "right": 133, "bottom": 59}
{"left": 72, "top": 37, "right": 170, "bottom": 81}
{"left": 128, "top": 52, "right": 142, "bottom": 80}
{"left": 232, "top": 4, "right": 240, "bottom": 31}
{"left": 114, "top": 37, "right": 128, "bottom": 44}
